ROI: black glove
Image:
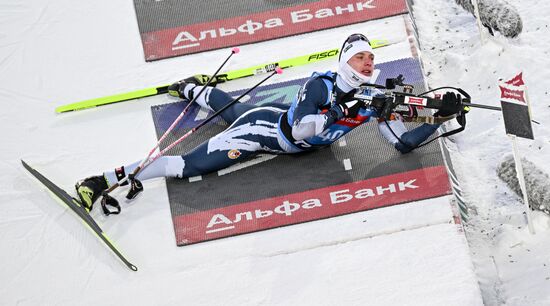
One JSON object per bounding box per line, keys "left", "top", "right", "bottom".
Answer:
{"left": 327, "top": 99, "right": 364, "bottom": 120}
{"left": 434, "top": 92, "right": 463, "bottom": 117}
{"left": 333, "top": 90, "right": 364, "bottom": 118}
{"left": 338, "top": 99, "right": 364, "bottom": 118}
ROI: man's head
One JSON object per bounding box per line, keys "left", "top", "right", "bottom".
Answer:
{"left": 338, "top": 34, "right": 375, "bottom": 88}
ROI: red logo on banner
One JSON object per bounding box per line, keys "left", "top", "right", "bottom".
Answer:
{"left": 499, "top": 86, "right": 526, "bottom": 103}
{"left": 505, "top": 72, "right": 525, "bottom": 86}
{"left": 405, "top": 96, "right": 427, "bottom": 106}
{"left": 499, "top": 72, "right": 526, "bottom": 104}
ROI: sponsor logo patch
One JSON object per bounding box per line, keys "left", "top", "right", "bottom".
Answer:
{"left": 404, "top": 96, "right": 427, "bottom": 106}
{"left": 228, "top": 149, "right": 242, "bottom": 159}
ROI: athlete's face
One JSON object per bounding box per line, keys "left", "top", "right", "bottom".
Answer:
{"left": 347, "top": 51, "right": 374, "bottom": 77}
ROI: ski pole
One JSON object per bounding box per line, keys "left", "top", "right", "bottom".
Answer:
{"left": 119, "top": 48, "right": 238, "bottom": 184}
{"left": 100, "top": 67, "right": 283, "bottom": 213}
{"left": 462, "top": 102, "right": 539, "bottom": 124}
{"left": 462, "top": 102, "right": 501, "bottom": 111}
{"left": 152, "top": 47, "right": 240, "bottom": 159}
{"left": 144, "top": 67, "right": 284, "bottom": 168}
{"left": 98, "top": 48, "right": 238, "bottom": 210}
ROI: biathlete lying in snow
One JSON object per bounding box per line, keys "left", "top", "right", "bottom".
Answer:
{"left": 75, "top": 33, "right": 465, "bottom": 211}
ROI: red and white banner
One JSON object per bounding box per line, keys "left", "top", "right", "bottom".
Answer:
{"left": 499, "top": 72, "right": 527, "bottom": 105}
{"left": 499, "top": 72, "right": 534, "bottom": 139}
{"left": 172, "top": 166, "right": 451, "bottom": 245}
{"left": 141, "top": 0, "right": 408, "bottom": 60}
{"left": 504, "top": 72, "right": 525, "bottom": 86}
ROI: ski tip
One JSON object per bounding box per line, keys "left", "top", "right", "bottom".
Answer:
{"left": 129, "top": 264, "right": 138, "bottom": 272}
{"left": 275, "top": 67, "right": 283, "bottom": 75}
{"left": 231, "top": 47, "right": 240, "bottom": 54}
{"left": 21, "top": 159, "right": 30, "bottom": 168}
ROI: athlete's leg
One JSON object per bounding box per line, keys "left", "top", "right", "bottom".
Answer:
{"left": 78, "top": 106, "right": 287, "bottom": 208}
{"left": 180, "top": 84, "right": 256, "bottom": 125}
{"left": 104, "top": 106, "right": 286, "bottom": 183}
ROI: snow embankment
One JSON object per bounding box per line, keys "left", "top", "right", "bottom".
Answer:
{"left": 455, "top": 0, "right": 522, "bottom": 37}
{"left": 497, "top": 155, "right": 550, "bottom": 214}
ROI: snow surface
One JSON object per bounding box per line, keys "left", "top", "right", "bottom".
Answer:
{"left": 412, "top": 0, "right": 550, "bottom": 304}
{"left": 0, "top": 0, "right": 547, "bottom": 305}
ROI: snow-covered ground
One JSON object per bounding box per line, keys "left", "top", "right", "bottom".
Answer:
{"left": 1, "top": 0, "right": 548, "bottom": 305}
{"left": 412, "top": 0, "right": 550, "bottom": 304}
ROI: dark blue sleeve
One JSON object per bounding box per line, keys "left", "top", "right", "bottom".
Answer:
{"left": 291, "top": 77, "right": 329, "bottom": 122}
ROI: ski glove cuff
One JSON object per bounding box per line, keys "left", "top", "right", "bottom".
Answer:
{"left": 340, "top": 100, "right": 364, "bottom": 118}
{"left": 327, "top": 99, "right": 364, "bottom": 120}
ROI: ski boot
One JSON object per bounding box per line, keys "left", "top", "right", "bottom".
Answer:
{"left": 167, "top": 74, "right": 221, "bottom": 98}
{"left": 75, "top": 175, "right": 108, "bottom": 211}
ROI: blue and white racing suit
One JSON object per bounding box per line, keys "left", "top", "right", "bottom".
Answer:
{"left": 177, "top": 71, "right": 384, "bottom": 178}
{"left": 105, "top": 72, "right": 440, "bottom": 184}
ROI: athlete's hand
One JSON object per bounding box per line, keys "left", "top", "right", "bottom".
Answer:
{"left": 338, "top": 99, "right": 364, "bottom": 118}
{"left": 434, "top": 92, "right": 463, "bottom": 117}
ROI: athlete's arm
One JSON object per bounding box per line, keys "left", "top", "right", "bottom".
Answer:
{"left": 291, "top": 79, "right": 344, "bottom": 140}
